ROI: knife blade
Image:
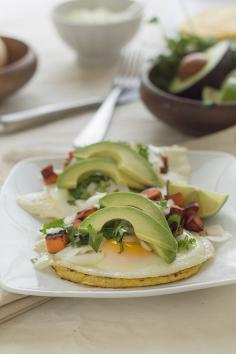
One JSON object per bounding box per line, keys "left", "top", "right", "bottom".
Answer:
{"left": 0, "top": 89, "right": 139, "bottom": 134}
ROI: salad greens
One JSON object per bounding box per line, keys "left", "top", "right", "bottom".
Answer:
{"left": 136, "top": 143, "right": 149, "bottom": 161}
{"left": 152, "top": 34, "right": 217, "bottom": 91}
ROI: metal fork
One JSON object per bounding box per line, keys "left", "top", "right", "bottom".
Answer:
{"left": 73, "top": 50, "right": 141, "bottom": 148}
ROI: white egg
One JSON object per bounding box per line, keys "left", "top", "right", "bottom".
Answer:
{"left": 17, "top": 187, "right": 78, "bottom": 219}
{"left": 149, "top": 145, "right": 191, "bottom": 184}
{"left": 54, "top": 235, "right": 214, "bottom": 279}
{"left": 17, "top": 187, "right": 106, "bottom": 220}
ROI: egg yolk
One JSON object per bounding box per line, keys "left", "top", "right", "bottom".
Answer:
{"left": 103, "top": 240, "right": 152, "bottom": 258}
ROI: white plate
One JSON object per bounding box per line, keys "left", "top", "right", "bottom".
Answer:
{"left": 1, "top": 150, "right": 236, "bottom": 298}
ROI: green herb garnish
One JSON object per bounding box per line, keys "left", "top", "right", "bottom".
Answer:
{"left": 69, "top": 174, "right": 111, "bottom": 200}
{"left": 40, "top": 219, "right": 65, "bottom": 235}
{"left": 136, "top": 143, "right": 149, "bottom": 160}
{"left": 167, "top": 214, "right": 181, "bottom": 236}
{"left": 102, "top": 219, "right": 134, "bottom": 253}
{"left": 178, "top": 235, "right": 196, "bottom": 250}
{"left": 152, "top": 34, "right": 217, "bottom": 91}
{"left": 87, "top": 224, "right": 104, "bottom": 252}
{"left": 156, "top": 199, "right": 168, "bottom": 209}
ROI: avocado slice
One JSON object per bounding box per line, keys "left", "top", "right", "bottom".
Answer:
{"left": 57, "top": 157, "right": 143, "bottom": 190}
{"left": 80, "top": 206, "right": 177, "bottom": 263}
{"left": 169, "top": 41, "right": 233, "bottom": 99}
{"left": 100, "top": 192, "right": 171, "bottom": 232}
{"left": 73, "top": 142, "right": 159, "bottom": 187}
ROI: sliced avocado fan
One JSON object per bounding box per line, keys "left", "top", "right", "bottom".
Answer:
{"left": 167, "top": 180, "right": 228, "bottom": 218}
{"left": 80, "top": 206, "right": 177, "bottom": 264}
{"left": 57, "top": 157, "right": 143, "bottom": 190}
{"left": 100, "top": 192, "right": 171, "bottom": 232}
{"left": 73, "top": 141, "right": 160, "bottom": 187}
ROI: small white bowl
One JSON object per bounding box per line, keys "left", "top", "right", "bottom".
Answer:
{"left": 52, "top": 0, "right": 143, "bottom": 65}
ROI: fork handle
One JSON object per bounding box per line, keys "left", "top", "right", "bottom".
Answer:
{"left": 73, "top": 87, "right": 122, "bottom": 147}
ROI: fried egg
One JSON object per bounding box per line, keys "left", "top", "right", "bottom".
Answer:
{"left": 54, "top": 235, "right": 214, "bottom": 279}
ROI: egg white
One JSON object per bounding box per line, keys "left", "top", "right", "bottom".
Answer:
{"left": 17, "top": 187, "right": 106, "bottom": 219}
{"left": 54, "top": 235, "right": 214, "bottom": 279}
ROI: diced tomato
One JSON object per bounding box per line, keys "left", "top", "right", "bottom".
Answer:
{"left": 167, "top": 192, "right": 184, "bottom": 207}
{"left": 184, "top": 214, "right": 204, "bottom": 232}
{"left": 141, "top": 188, "right": 162, "bottom": 200}
{"left": 46, "top": 232, "right": 69, "bottom": 254}
{"left": 160, "top": 156, "right": 168, "bottom": 174}
{"left": 41, "top": 165, "right": 58, "bottom": 185}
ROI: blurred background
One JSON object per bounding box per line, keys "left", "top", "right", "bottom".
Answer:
{"left": 1, "top": 0, "right": 236, "bottom": 136}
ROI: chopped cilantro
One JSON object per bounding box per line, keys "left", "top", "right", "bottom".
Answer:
{"left": 156, "top": 199, "right": 168, "bottom": 209}
{"left": 40, "top": 219, "right": 65, "bottom": 235}
{"left": 87, "top": 224, "right": 103, "bottom": 252}
{"left": 65, "top": 225, "right": 89, "bottom": 248}
{"left": 136, "top": 143, "right": 149, "bottom": 160}
{"left": 102, "top": 219, "right": 134, "bottom": 253}
{"left": 69, "top": 174, "right": 111, "bottom": 200}
{"left": 178, "top": 235, "right": 196, "bottom": 250}
{"left": 167, "top": 214, "right": 181, "bottom": 236}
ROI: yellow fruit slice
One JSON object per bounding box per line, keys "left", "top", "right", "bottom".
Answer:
{"left": 167, "top": 181, "right": 228, "bottom": 218}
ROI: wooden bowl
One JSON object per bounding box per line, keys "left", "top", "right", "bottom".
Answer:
{"left": 140, "top": 64, "right": 236, "bottom": 136}
{"left": 0, "top": 37, "right": 37, "bottom": 100}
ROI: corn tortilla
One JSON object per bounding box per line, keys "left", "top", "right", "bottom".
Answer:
{"left": 52, "top": 263, "right": 205, "bottom": 288}
{"left": 181, "top": 6, "right": 236, "bottom": 40}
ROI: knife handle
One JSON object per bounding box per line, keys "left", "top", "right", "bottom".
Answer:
{"left": 0, "top": 96, "right": 103, "bottom": 133}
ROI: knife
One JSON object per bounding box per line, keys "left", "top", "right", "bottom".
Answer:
{"left": 0, "top": 89, "right": 139, "bottom": 133}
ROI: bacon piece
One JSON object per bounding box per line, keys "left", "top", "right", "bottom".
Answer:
{"left": 184, "top": 214, "right": 204, "bottom": 232}
{"left": 46, "top": 232, "right": 69, "bottom": 254}
{"left": 141, "top": 188, "right": 162, "bottom": 201}
{"left": 72, "top": 219, "right": 81, "bottom": 228}
{"left": 169, "top": 205, "right": 184, "bottom": 217}
{"left": 160, "top": 156, "right": 168, "bottom": 174}
{"left": 184, "top": 202, "right": 200, "bottom": 218}
{"left": 75, "top": 207, "right": 97, "bottom": 222}
{"left": 72, "top": 207, "right": 97, "bottom": 228}
{"left": 41, "top": 165, "right": 58, "bottom": 185}
{"left": 167, "top": 192, "right": 184, "bottom": 207}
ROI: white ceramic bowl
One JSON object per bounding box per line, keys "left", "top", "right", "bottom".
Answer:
{"left": 52, "top": 0, "right": 143, "bottom": 65}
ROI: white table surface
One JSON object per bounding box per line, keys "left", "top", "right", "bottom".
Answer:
{"left": 1, "top": 0, "right": 236, "bottom": 353}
